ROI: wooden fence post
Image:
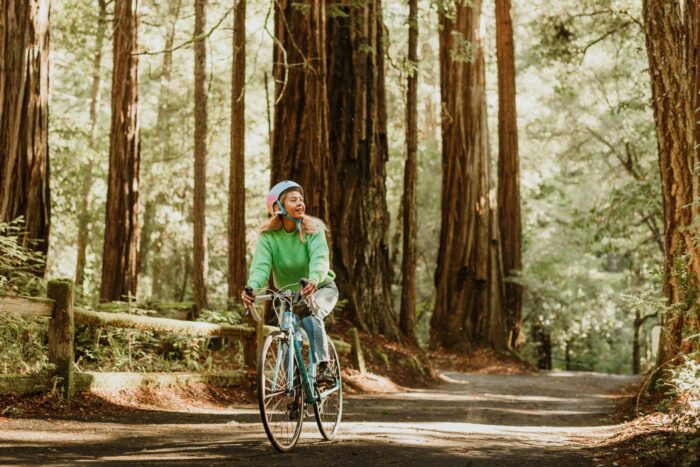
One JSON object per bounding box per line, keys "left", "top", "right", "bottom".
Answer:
{"left": 245, "top": 306, "right": 265, "bottom": 369}
{"left": 349, "top": 327, "right": 366, "bottom": 374}
{"left": 47, "top": 279, "right": 75, "bottom": 398}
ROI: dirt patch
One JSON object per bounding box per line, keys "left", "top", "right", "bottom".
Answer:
{"left": 342, "top": 369, "right": 406, "bottom": 393}
{"left": 327, "top": 318, "right": 440, "bottom": 389}
{"left": 429, "top": 347, "right": 535, "bottom": 375}
{"left": 0, "top": 375, "right": 258, "bottom": 419}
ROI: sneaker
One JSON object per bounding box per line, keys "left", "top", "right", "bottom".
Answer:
{"left": 316, "top": 362, "right": 335, "bottom": 386}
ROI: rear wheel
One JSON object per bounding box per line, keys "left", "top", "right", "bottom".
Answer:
{"left": 313, "top": 339, "right": 343, "bottom": 440}
{"left": 258, "top": 331, "right": 303, "bottom": 452}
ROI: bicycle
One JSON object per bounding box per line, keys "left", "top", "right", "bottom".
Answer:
{"left": 244, "top": 279, "right": 343, "bottom": 452}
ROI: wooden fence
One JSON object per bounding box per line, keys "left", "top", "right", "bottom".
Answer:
{"left": 0, "top": 278, "right": 351, "bottom": 399}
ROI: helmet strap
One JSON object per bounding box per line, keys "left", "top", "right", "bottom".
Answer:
{"left": 275, "top": 200, "right": 303, "bottom": 231}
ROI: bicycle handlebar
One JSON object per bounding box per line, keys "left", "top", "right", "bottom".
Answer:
{"left": 244, "top": 278, "right": 318, "bottom": 323}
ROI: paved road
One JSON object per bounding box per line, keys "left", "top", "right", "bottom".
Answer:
{"left": 0, "top": 371, "right": 638, "bottom": 466}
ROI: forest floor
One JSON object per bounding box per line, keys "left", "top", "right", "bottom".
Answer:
{"left": 0, "top": 367, "right": 652, "bottom": 466}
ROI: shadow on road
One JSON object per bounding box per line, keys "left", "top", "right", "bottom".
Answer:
{"left": 0, "top": 370, "right": 639, "bottom": 466}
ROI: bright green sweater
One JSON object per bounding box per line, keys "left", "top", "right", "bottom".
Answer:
{"left": 246, "top": 226, "right": 336, "bottom": 292}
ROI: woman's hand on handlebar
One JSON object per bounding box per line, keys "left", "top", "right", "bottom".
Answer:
{"left": 241, "top": 287, "right": 256, "bottom": 306}
{"left": 300, "top": 279, "right": 317, "bottom": 298}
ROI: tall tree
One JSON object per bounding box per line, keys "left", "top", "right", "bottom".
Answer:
{"left": 0, "top": 0, "right": 51, "bottom": 266}
{"left": 327, "top": 0, "right": 401, "bottom": 340}
{"left": 100, "top": 0, "right": 140, "bottom": 302}
{"left": 140, "top": 0, "right": 181, "bottom": 295}
{"left": 192, "top": 0, "right": 208, "bottom": 314}
{"left": 430, "top": 0, "right": 508, "bottom": 351}
{"left": 228, "top": 0, "right": 247, "bottom": 303}
{"left": 270, "top": 0, "right": 329, "bottom": 221}
{"left": 495, "top": 0, "right": 522, "bottom": 348}
{"left": 75, "top": 0, "right": 108, "bottom": 290}
{"left": 643, "top": 0, "right": 700, "bottom": 368}
{"left": 399, "top": 0, "right": 419, "bottom": 342}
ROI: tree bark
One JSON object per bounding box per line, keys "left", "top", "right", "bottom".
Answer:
{"left": 430, "top": 0, "right": 507, "bottom": 351}
{"left": 0, "top": 0, "right": 51, "bottom": 266}
{"left": 531, "top": 318, "right": 552, "bottom": 370}
{"left": 271, "top": 0, "right": 329, "bottom": 222}
{"left": 399, "top": 0, "right": 419, "bottom": 342}
{"left": 192, "top": 0, "right": 208, "bottom": 315}
{"left": 643, "top": 0, "right": 700, "bottom": 368}
{"left": 75, "top": 0, "right": 108, "bottom": 290}
{"left": 100, "top": 0, "right": 140, "bottom": 302}
{"left": 632, "top": 312, "right": 658, "bottom": 374}
{"left": 327, "top": 0, "right": 401, "bottom": 341}
{"left": 495, "top": 0, "right": 522, "bottom": 349}
{"left": 228, "top": 0, "right": 247, "bottom": 304}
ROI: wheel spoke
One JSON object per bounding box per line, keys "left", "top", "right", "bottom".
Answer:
{"left": 258, "top": 333, "right": 303, "bottom": 451}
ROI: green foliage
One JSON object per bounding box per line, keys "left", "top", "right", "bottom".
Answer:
{"left": 0, "top": 219, "right": 46, "bottom": 296}
{"left": 327, "top": 4, "right": 350, "bottom": 18}
{"left": 516, "top": 0, "right": 661, "bottom": 373}
{"left": 0, "top": 219, "right": 50, "bottom": 374}
{"left": 72, "top": 305, "right": 246, "bottom": 373}
{"left": 291, "top": 3, "right": 312, "bottom": 14}
{"left": 449, "top": 31, "right": 477, "bottom": 63}
{"left": 0, "top": 314, "right": 53, "bottom": 375}
{"left": 655, "top": 356, "right": 700, "bottom": 439}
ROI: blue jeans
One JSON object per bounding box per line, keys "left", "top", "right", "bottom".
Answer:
{"left": 300, "top": 281, "right": 338, "bottom": 364}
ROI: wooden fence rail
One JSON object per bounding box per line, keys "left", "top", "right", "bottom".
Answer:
{"left": 0, "top": 278, "right": 351, "bottom": 399}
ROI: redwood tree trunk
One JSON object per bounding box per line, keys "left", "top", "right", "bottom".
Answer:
{"left": 327, "top": 0, "right": 401, "bottom": 341}
{"left": 228, "top": 0, "right": 247, "bottom": 303}
{"left": 643, "top": 0, "right": 700, "bottom": 367}
{"left": 0, "top": 0, "right": 51, "bottom": 266}
{"left": 270, "top": 0, "right": 329, "bottom": 222}
{"left": 76, "top": 0, "right": 107, "bottom": 290}
{"left": 139, "top": 0, "right": 180, "bottom": 289}
{"left": 495, "top": 0, "right": 522, "bottom": 348}
{"left": 399, "top": 0, "right": 419, "bottom": 342}
{"left": 430, "top": 0, "right": 507, "bottom": 351}
{"left": 192, "top": 0, "right": 209, "bottom": 315}
{"left": 100, "top": 0, "right": 140, "bottom": 302}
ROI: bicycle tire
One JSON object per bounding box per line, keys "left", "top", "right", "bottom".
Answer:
{"left": 313, "top": 339, "right": 343, "bottom": 440}
{"left": 258, "top": 331, "right": 304, "bottom": 452}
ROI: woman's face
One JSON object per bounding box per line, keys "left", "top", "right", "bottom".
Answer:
{"left": 282, "top": 190, "right": 305, "bottom": 219}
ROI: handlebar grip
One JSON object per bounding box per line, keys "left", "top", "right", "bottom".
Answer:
{"left": 300, "top": 278, "right": 309, "bottom": 288}
{"left": 244, "top": 286, "right": 254, "bottom": 297}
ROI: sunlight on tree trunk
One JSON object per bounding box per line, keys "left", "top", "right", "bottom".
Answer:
{"left": 400, "top": 0, "right": 419, "bottom": 343}
{"left": 495, "top": 0, "right": 522, "bottom": 349}
{"left": 100, "top": 0, "right": 140, "bottom": 302}
{"left": 192, "top": 0, "right": 209, "bottom": 315}
{"left": 76, "top": 0, "right": 107, "bottom": 291}
{"left": 139, "top": 0, "right": 181, "bottom": 298}
{"left": 430, "top": 0, "right": 507, "bottom": 352}
{"left": 643, "top": 0, "right": 700, "bottom": 370}
{"left": 228, "top": 0, "right": 247, "bottom": 304}
{"left": 0, "top": 0, "right": 51, "bottom": 269}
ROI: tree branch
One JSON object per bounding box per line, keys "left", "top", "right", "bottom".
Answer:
{"left": 136, "top": 6, "right": 233, "bottom": 56}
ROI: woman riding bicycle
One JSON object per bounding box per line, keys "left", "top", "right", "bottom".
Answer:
{"left": 241, "top": 180, "right": 339, "bottom": 385}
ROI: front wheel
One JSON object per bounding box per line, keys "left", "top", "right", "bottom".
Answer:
{"left": 313, "top": 338, "right": 343, "bottom": 440}
{"left": 258, "top": 331, "right": 303, "bottom": 452}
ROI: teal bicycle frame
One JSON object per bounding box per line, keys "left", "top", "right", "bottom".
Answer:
{"left": 273, "top": 308, "right": 340, "bottom": 404}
